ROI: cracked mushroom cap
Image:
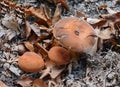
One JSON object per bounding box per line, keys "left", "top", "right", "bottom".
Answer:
{"left": 53, "top": 17, "right": 96, "bottom": 53}
{"left": 48, "top": 46, "right": 71, "bottom": 65}
{"left": 18, "top": 52, "right": 45, "bottom": 72}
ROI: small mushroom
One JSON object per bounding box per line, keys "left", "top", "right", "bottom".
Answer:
{"left": 53, "top": 17, "right": 96, "bottom": 53}
{"left": 18, "top": 52, "right": 45, "bottom": 72}
{"left": 48, "top": 46, "right": 71, "bottom": 65}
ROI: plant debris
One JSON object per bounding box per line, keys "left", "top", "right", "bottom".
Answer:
{"left": 0, "top": 0, "right": 120, "bottom": 87}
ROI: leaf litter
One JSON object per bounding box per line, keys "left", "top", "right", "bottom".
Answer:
{"left": 0, "top": 0, "right": 120, "bottom": 87}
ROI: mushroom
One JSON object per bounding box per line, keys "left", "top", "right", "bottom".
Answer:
{"left": 18, "top": 52, "right": 45, "bottom": 72}
{"left": 53, "top": 17, "right": 96, "bottom": 53}
{"left": 48, "top": 46, "right": 71, "bottom": 65}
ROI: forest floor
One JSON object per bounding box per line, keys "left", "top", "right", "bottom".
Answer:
{"left": 0, "top": 0, "right": 120, "bottom": 87}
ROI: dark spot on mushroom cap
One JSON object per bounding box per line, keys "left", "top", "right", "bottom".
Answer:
{"left": 74, "top": 29, "right": 80, "bottom": 36}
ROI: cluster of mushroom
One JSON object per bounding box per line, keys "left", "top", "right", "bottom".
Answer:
{"left": 18, "top": 17, "right": 96, "bottom": 72}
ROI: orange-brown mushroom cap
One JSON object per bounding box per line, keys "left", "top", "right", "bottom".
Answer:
{"left": 48, "top": 46, "right": 71, "bottom": 65}
{"left": 53, "top": 17, "right": 96, "bottom": 53}
{"left": 18, "top": 52, "right": 45, "bottom": 72}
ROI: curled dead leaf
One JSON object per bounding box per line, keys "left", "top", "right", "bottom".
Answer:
{"left": 39, "top": 25, "right": 49, "bottom": 31}
{"left": 17, "top": 76, "right": 33, "bottom": 87}
{"left": 57, "top": 0, "right": 69, "bottom": 10}
{"left": 98, "top": 4, "right": 107, "bottom": 10}
{"left": 52, "top": 3, "right": 61, "bottom": 25}
{"left": 34, "top": 42, "right": 48, "bottom": 59}
{"left": 4, "top": 0, "right": 15, "bottom": 9}
{"left": 87, "top": 18, "right": 107, "bottom": 28}
{"left": 24, "top": 41, "right": 34, "bottom": 52}
{"left": 30, "top": 23, "right": 41, "bottom": 37}
{"left": 95, "top": 27, "right": 114, "bottom": 39}
{"left": 2, "top": 14, "right": 20, "bottom": 32}
{"left": 40, "top": 65, "right": 65, "bottom": 79}
{"left": 25, "top": 21, "right": 31, "bottom": 38}
{"left": 33, "top": 79, "right": 47, "bottom": 87}
{"left": 40, "top": 4, "right": 51, "bottom": 24}
{"left": 100, "top": 12, "right": 120, "bottom": 21}
{"left": 29, "top": 7, "right": 51, "bottom": 26}
{"left": 106, "top": 7, "right": 116, "bottom": 14}
{"left": 6, "top": 30, "right": 17, "bottom": 41}
{"left": 0, "top": 1, "right": 10, "bottom": 12}
{"left": 75, "top": 10, "right": 86, "bottom": 18}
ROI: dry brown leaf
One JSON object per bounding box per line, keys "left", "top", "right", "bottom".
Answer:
{"left": 46, "top": 0, "right": 69, "bottom": 10}
{"left": 24, "top": 41, "right": 34, "bottom": 52}
{"left": 0, "top": 81, "right": 8, "bottom": 87}
{"left": 17, "top": 76, "right": 33, "bottom": 87}
{"left": 89, "top": 37, "right": 99, "bottom": 55}
{"left": 43, "top": 39, "right": 52, "bottom": 49}
{"left": 0, "top": 1, "right": 9, "bottom": 12}
{"left": 40, "top": 4, "right": 51, "bottom": 23}
{"left": 28, "top": 32, "right": 38, "bottom": 43}
{"left": 24, "top": 8, "right": 31, "bottom": 16}
{"left": 100, "top": 12, "right": 120, "bottom": 37}
{"left": 57, "top": 0, "right": 69, "bottom": 10}
{"left": 40, "top": 65, "right": 65, "bottom": 79}
{"left": 40, "top": 59, "right": 65, "bottom": 79}
{"left": 39, "top": 25, "right": 49, "bottom": 31}
{"left": 87, "top": 18, "right": 104, "bottom": 24}
{"left": 106, "top": 7, "right": 116, "bottom": 14}
{"left": 88, "top": 19, "right": 107, "bottom": 28}
{"left": 29, "top": 7, "right": 51, "bottom": 26}
{"left": 75, "top": 10, "right": 86, "bottom": 19}
{"left": 52, "top": 3, "right": 61, "bottom": 25}
{"left": 34, "top": 42, "right": 48, "bottom": 59}
{"left": 48, "top": 80, "right": 58, "bottom": 87}
{"left": 29, "top": 7, "right": 45, "bottom": 19}
{"left": 36, "top": 34, "right": 49, "bottom": 42}
{"left": 4, "top": 0, "right": 15, "bottom": 9}
{"left": 30, "top": 23, "right": 41, "bottom": 37}
{"left": 49, "top": 66, "right": 65, "bottom": 79}
{"left": 6, "top": 30, "right": 17, "bottom": 41}
{"left": 15, "top": 10, "right": 23, "bottom": 19}
{"left": 101, "top": 12, "right": 120, "bottom": 21}
{"left": 114, "top": 21, "right": 120, "bottom": 30}
{"left": 98, "top": 4, "right": 107, "bottom": 10}
{"left": 95, "top": 27, "right": 114, "bottom": 39}
{"left": 2, "top": 14, "right": 20, "bottom": 32}
{"left": 25, "top": 21, "right": 31, "bottom": 38}
{"left": 33, "top": 79, "right": 47, "bottom": 87}
{"left": 89, "top": 11, "right": 120, "bottom": 40}
{"left": 40, "top": 66, "right": 51, "bottom": 79}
